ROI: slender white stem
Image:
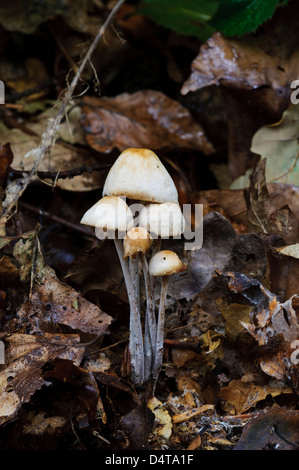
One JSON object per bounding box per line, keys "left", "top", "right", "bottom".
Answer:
{"left": 129, "top": 254, "right": 140, "bottom": 308}
{"left": 151, "top": 237, "right": 162, "bottom": 308}
{"left": 141, "top": 254, "right": 156, "bottom": 380}
{"left": 114, "top": 239, "right": 144, "bottom": 384}
{"left": 152, "top": 276, "right": 168, "bottom": 380}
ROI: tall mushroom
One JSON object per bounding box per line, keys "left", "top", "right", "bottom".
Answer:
{"left": 123, "top": 226, "right": 154, "bottom": 379}
{"left": 80, "top": 196, "right": 144, "bottom": 384}
{"left": 148, "top": 250, "right": 186, "bottom": 381}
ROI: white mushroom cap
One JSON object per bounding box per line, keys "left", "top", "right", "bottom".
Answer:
{"left": 139, "top": 202, "right": 185, "bottom": 238}
{"left": 123, "top": 227, "right": 152, "bottom": 259}
{"left": 80, "top": 196, "right": 133, "bottom": 232}
{"left": 148, "top": 250, "right": 186, "bottom": 277}
{"left": 102, "top": 148, "right": 178, "bottom": 203}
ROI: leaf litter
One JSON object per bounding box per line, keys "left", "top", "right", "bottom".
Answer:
{"left": 0, "top": 0, "right": 298, "bottom": 451}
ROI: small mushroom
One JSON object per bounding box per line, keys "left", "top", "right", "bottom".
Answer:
{"left": 139, "top": 202, "right": 185, "bottom": 241}
{"left": 139, "top": 201, "right": 186, "bottom": 310}
{"left": 81, "top": 195, "right": 133, "bottom": 236}
{"left": 148, "top": 250, "right": 186, "bottom": 380}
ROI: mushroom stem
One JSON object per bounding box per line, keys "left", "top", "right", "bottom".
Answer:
{"left": 141, "top": 253, "right": 156, "bottom": 380}
{"left": 152, "top": 275, "right": 168, "bottom": 380}
{"left": 114, "top": 238, "right": 144, "bottom": 384}
{"left": 129, "top": 255, "right": 140, "bottom": 308}
{"left": 151, "top": 238, "right": 162, "bottom": 310}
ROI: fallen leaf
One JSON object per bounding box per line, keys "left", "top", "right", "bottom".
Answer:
{"left": 181, "top": 31, "right": 294, "bottom": 113}
{"left": 234, "top": 405, "right": 299, "bottom": 450}
{"left": 0, "top": 332, "right": 84, "bottom": 426}
{"left": 186, "top": 434, "right": 202, "bottom": 450}
{"left": 219, "top": 379, "right": 292, "bottom": 415}
{"left": 81, "top": 90, "right": 214, "bottom": 155}
{"left": 180, "top": 21, "right": 299, "bottom": 181}
{"left": 13, "top": 230, "right": 113, "bottom": 336}
{"left": 171, "top": 348, "right": 197, "bottom": 368}
{"left": 119, "top": 402, "right": 154, "bottom": 449}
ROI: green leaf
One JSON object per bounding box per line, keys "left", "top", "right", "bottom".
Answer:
{"left": 138, "top": 0, "right": 219, "bottom": 40}
{"left": 210, "top": 0, "right": 290, "bottom": 37}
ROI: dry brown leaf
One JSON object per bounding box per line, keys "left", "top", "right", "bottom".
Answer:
{"left": 181, "top": 31, "right": 296, "bottom": 115}
{"left": 81, "top": 90, "right": 214, "bottom": 155}
{"left": 186, "top": 434, "right": 202, "bottom": 450}
{"left": 0, "top": 332, "right": 84, "bottom": 426}
{"left": 234, "top": 405, "right": 299, "bottom": 450}
{"left": 181, "top": 25, "right": 299, "bottom": 181}
{"left": 13, "top": 230, "right": 112, "bottom": 336}
{"left": 171, "top": 349, "right": 197, "bottom": 368}
{"left": 219, "top": 379, "right": 292, "bottom": 415}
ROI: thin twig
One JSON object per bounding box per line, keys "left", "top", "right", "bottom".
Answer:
{"left": 19, "top": 201, "right": 97, "bottom": 238}
{"left": 152, "top": 276, "right": 168, "bottom": 381}
{"left": 9, "top": 163, "right": 111, "bottom": 181}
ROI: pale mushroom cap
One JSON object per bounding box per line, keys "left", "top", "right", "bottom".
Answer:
{"left": 139, "top": 202, "right": 185, "bottom": 238}
{"left": 148, "top": 250, "right": 186, "bottom": 277}
{"left": 80, "top": 196, "right": 133, "bottom": 232}
{"left": 123, "top": 227, "right": 152, "bottom": 259}
{"left": 102, "top": 148, "right": 178, "bottom": 203}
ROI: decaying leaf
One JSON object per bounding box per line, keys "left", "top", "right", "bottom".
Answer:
{"left": 219, "top": 378, "right": 292, "bottom": 415}
{"left": 81, "top": 90, "right": 214, "bottom": 155}
{"left": 234, "top": 405, "right": 299, "bottom": 450}
{"left": 181, "top": 31, "right": 296, "bottom": 112}
{"left": 0, "top": 332, "right": 84, "bottom": 426}
{"left": 13, "top": 230, "right": 113, "bottom": 336}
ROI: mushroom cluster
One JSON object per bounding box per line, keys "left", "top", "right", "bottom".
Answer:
{"left": 81, "top": 148, "right": 186, "bottom": 385}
